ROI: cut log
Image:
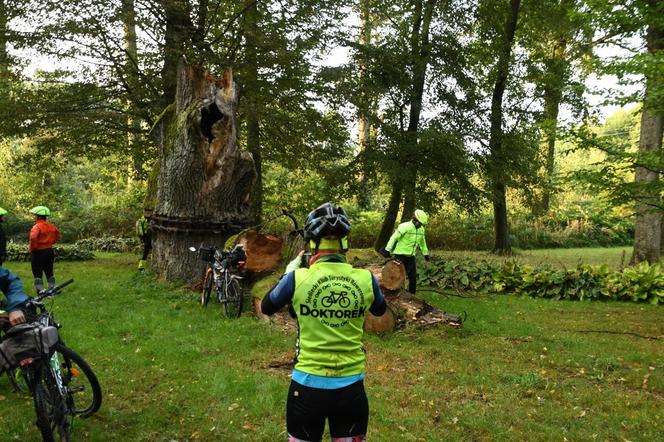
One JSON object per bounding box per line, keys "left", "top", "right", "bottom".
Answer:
{"left": 237, "top": 230, "right": 284, "bottom": 273}
{"left": 364, "top": 305, "right": 397, "bottom": 332}
{"left": 367, "top": 259, "right": 406, "bottom": 294}
{"left": 380, "top": 260, "right": 406, "bottom": 291}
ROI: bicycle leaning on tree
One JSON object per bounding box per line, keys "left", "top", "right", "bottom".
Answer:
{"left": 190, "top": 243, "right": 246, "bottom": 318}
{"left": 0, "top": 279, "right": 102, "bottom": 442}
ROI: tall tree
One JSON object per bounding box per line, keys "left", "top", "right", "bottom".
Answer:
{"left": 486, "top": 0, "right": 521, "bottom": 254}
{"left": 632, "top": 0, "right": 664, "bottom": 264}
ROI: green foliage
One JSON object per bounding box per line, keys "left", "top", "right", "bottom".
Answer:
{"left": 419, "top": 256, "right": 664, "bottom": 305}
{"left": 5, "top": 243, "right": 95, "bottom": 262}
{"left": 74, "top": 237, "right": 140, "bottom": 253}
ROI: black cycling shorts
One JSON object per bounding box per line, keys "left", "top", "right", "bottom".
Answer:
{"left": 286, "top": 379, "right": 368, "bottom": 441}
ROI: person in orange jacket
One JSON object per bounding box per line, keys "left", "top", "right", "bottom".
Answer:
{"left": 28, "top": 206, "right": 61, "bottom": 293}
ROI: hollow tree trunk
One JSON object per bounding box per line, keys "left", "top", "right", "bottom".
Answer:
{"left": 152, "top": 59, "right": 256, "bottom": 282}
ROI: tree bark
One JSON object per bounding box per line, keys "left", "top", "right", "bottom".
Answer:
{"left": 540, "top": 42, "right": 566, "bottom": 213}
{"left": 488, "top": 0, "right": 521, "bottom": 254}
{"left": 152, "top": 60, "right": 256, "bottom": 282}
{"left": 374, "top": 180, "right": 403, "bottom": 252}
{"left": 244, "top": 0, "right": 263, "bottom": 223}
{"left": 121, "top": 0, "right": 144, "bottom": 180}
{"left": 356, "top": 0, "right": 373, "bottom": 210}
{"left": 400, "top": 0, "right": 437, "bottom": 222}
{"left": 160, "top": 0, "right": 194, "bottom": 107}
{"left": 632, "top": 11, "right": 664, "bottom": 265}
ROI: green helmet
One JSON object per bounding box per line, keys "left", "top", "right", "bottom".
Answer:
{"left": 30, "top": 206, "right": 51, "bottom": 216}
{"left": 0, "top": 207, "right": 7, "bottom": 216}
{"left": 414, "top": 209, "right": 428, "bottom": 226}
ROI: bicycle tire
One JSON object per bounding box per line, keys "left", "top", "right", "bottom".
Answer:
{"left": 33, "top": 367, "right": 71, "bottom": 442}
{"left": 201, "top": 268, "right": 213, "bottom": 307}
{"left": 321, "top": 296, "right": 333, "bottom": 308}
{"left": 56, "top": 344, "right": 102, "bottom": 418}
{"left": 7, "top": 367, "right": 29, "bottom": 394}
{"left": 339, "top": 297, "right": 351, "bottom": 308}
{"left": 222, "top": 278, "right": 243, "bottom": 318}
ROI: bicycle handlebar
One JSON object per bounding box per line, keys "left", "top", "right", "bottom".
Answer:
{"left": 29, "top": 279, "right": 74, "bottom": 305}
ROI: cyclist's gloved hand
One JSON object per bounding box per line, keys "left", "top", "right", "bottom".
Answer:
{"left": 424, "top": 255, "right": 431, "bottom": 262}
{"left": 380, "top": 249, "right": 391, "bottom": 259}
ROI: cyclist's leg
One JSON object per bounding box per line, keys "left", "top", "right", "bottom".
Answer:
{"left": 328, "top": 381, "right": 368, "bottom": 442}
{"left": 286, "top": 380, "right": 327, "bottom": 442}
{"left": 44, "top": 248, "right": 55, "bottom": 289}
{"left": 395, "top": 254, "right": 417, "bottom": 294}
{"left": 30, "top": 250, "right": 45, "bottom": 293}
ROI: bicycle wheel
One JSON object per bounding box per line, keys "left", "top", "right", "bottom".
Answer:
{"left": 33, "top": 367, "right": 72, "bottom": 442}
{"left": 222, "top": 278, "right": 243, "bottom": 318}
{"left": 7, "top": 367, "right": 29, "bottom": 394}
{"left": 201, "top": 268, "right": 213, "bottom": 306}
{"left": 56, "top": 344, "right": 102, "bottom": 418}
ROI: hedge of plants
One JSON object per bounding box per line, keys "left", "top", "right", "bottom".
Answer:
{"left": 418, "top": 257, "right": 664, "bottom": 305}
{"left": 75, "top": 237, "right": 140, "bottom": 253}
{"left": 6, "top": 243, "right": 95, "bottom": 262}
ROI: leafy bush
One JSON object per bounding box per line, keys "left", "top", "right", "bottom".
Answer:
{"left": 6, "top": 242, "right": 95, "bottom": 262}
{"left": 419, "top": 257, "right": 664, "bottom": 305}
{"left": 75, "top": 237, "right": 140, "bottom": 253}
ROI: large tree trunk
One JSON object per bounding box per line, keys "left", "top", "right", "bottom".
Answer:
{"left": 152, "top": 60, "right": 256, "bottom": 282}
{"left": 488, "top": 0, "right": 521, "bottom": 254}
{"left": 632, "top": 14, "right": 664, "bottom": 265}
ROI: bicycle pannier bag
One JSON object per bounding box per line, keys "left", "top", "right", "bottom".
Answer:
{"left": 0, "top": 323, "right": 59, "bottom": 370}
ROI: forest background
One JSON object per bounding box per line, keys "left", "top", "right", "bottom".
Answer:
{"left": 0, "top": 0, "right": 662, "bottom": 261}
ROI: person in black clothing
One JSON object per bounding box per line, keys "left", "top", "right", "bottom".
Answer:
{"left": 0, "top": 207, "right": 7, "bottom": 267}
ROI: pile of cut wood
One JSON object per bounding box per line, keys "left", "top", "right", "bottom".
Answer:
{"left": 235, "top": 230, "right": 463, "bottom": 332}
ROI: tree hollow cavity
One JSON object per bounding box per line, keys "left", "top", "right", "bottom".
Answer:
{"left": 201, "top": 102, "right": 223, "bottom": 143}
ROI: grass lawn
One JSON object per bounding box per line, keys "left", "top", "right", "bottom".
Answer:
{"left": 0, "top": 247, "right": 662, "bottom": 441}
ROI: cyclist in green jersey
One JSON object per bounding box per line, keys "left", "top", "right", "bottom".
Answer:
{"left": 262, "top": 202, "right": 387, "bottom": 442}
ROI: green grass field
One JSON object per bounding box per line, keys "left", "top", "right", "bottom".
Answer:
{"left": 0, "top": 247, "right": 662, "bottom": 441}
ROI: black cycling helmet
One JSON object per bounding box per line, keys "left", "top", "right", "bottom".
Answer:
{"left": 304, "top": 203, "right": 351, "bottom": 251}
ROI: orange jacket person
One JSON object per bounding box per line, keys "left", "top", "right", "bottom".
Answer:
{"left": 28, "top": 206, "right": 61, "bottom": 293}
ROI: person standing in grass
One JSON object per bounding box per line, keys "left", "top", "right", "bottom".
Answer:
{"left": 136, "top": 210, "right": 152, "bottom": 272}
{"left": 28, "top": 206, "right": 61, "bottom": 293}
{"left": 381, "top": 209, "right": 430, "bottom": 294}
{"left": 0, "top": 207, "right": 7, "bottom": 266}
{"left": 261, "top": 202, "right": 386, "bottom": 442}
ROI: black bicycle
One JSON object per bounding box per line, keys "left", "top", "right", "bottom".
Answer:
{"left": 0, "top": 279, "right": 102, "bottom": 441}
{"left": 190, "top": 244, "right": 246, "bottom": 318}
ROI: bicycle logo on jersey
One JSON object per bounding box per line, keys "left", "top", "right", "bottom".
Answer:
{"left": 321, "top": 290, "right": 351, "bottom": 308}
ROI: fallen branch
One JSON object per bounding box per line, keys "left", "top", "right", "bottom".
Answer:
{"left": 572, "top": 330, "right": 662, "bottom": 340}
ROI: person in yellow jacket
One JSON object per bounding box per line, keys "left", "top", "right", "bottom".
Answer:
{"left": 382, "top": 209, "right": 430, "bottom": 294}
{"left": 136, "top": 210, "right": 152, "bottom": 271}
{"left": 261, "top": 202, "right": 386, "bottom": 442}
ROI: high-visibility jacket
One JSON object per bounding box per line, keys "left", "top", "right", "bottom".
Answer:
{"left": 292, "top": 261, "right": 375, "bottom": 377}
{"left": 136, "top": 216, "right": 150, "bottom": 237}
{"left": 385, "top": 220, "right": 428, "bottom": 257}
{"left": 28, "top": 220, "right": 61, "bottom": 252}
